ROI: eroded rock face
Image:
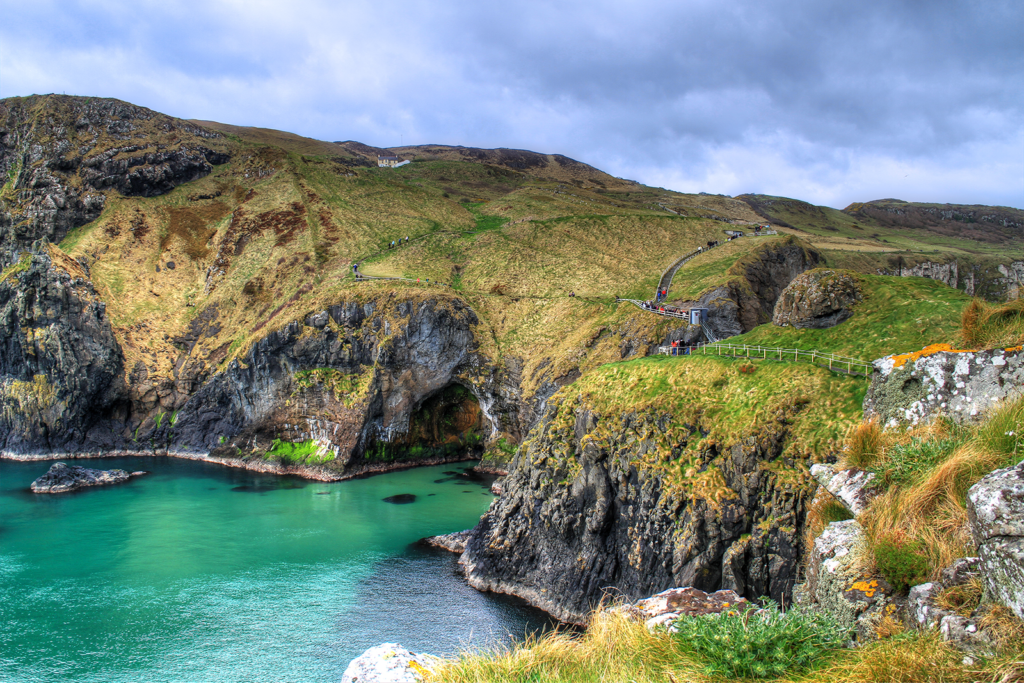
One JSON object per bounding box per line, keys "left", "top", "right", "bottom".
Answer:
{"left": 772, "top": 269, "right": 861, "bottom": 329}
{"left": 865, "top": 347, "right": 1024, "bottom": 427}
{"left": 0, "top": 95, "right": 229, "bottom": 265}
{"left": 967, "top": 460, "right": 1024, "bottom": 619}
{"left": 30, "top": 461, "right": 136, "bottom": 493}
{"left": 461, "top": 400, "right": 813, "bottom": 624}
{"left": 143, "top": 296, "right": 527, "bottom": 477}
{"left": 0, "top": 244, "right": 127, "bottom": 454}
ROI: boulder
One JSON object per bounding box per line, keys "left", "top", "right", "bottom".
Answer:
{"left": 772, "top": 269, "right": 861, "bottom": 329}
{"left": 30, "top": 461, "right": 139, "bottom": 493}
{"left": 810, "top": 464, "right": 878, "bottom": 515}
{"left": 617, "top": 586, "right": 749, "bottom": 633}
{"left": 340, "top": 643, "right": 437, "bottom": 683}
{"left": 967, "top": 460, "right": 1024, "bottom": 619}
{"left": 865, "top": 347, "right": 1024, "bottom": 428}
{"left": 801, "top": 520, "right": 900, "bottom": 640}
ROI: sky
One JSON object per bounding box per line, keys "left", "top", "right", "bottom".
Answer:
{"left": 2, "top": 0, "right": 1022, "bottom": 209}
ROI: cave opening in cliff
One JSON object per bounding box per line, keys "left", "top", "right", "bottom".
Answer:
{"left": 368, "top": 383, "right": 487, "bottom": 463}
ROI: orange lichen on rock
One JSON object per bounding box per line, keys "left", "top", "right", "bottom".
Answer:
{"left": 848, "top": 579, "right": 880, "bottom": 598}
{"left": 890, "top": 343, "right": 976, "bottom": 368}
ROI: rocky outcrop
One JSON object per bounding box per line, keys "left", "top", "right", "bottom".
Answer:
{"left": 809, "top": 464, "right": 878, "bottom": 515}
{"left": 772, "top": 269, "right": 861, "bottom": 329}
{"left": 0, "top": 242, "right": 127, "bottom": 454}
{"left": 675, "top": 237, "right": 822, "bottom": 340}
{"left": 30, "top": 461, "right": 143, "bottom": 493}
{"left": 798, "top": 520, "right": 900, "bottom": 640}
{"left": 461, "top": 397, "right": 814, "bottom": 624}
{"left": 423, "top": 530, "right": 472, "bottom": 553}
{"left": 0, "top": 95, "right": 229, "bottom": 265}
{"left": 967, "top": 460, "right": 1024, "bottom": 620}
{"left": 864, "top": 346, "right": 1024, "bottom": 427}
{"left": 618, "top": 586, "right": 749, "bottom": 632}
{"left": 340, "top": 643, "right": 436, "bottom": 683}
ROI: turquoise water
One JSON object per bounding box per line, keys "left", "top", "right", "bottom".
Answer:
{"left": 0, "top": 458, "right": 551, "bottom": 682}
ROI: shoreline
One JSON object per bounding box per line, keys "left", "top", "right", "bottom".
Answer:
{"left": 0, "top": 449, "right": 483, "bottom": 482}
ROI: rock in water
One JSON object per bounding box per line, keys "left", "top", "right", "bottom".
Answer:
{"left": 30, "top": 462, "right": 134, "bottom": 493}
{"left": 340, "top": 643, "right": 437, "bottom": 683}
{"left": 422, "top": 530, "right": 472, "bottom": 553}
{"left": 382, "top": 494, "right": 416, "bottom": 504}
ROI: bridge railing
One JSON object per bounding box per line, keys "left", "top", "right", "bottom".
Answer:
{"left": 657, "top": 342, "right": 874, "bottom": 376}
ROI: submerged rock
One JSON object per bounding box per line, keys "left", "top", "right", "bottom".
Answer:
{"left": 383, "top": 494, "right": 417, "bottom": 504}
{"left": 30, "top": 462, "right": 140, "bottom": 493}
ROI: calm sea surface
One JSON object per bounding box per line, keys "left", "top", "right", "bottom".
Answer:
{"left": 0, "top": 457, "right": 552, "bottom": 682}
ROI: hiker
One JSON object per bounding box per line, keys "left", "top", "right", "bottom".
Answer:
{"left": 569, "top": 291, "right": 575, "bottom": 297}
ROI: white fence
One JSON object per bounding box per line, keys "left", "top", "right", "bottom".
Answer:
{"left": 657, "top": 342, "right": 873, "bottom": 376}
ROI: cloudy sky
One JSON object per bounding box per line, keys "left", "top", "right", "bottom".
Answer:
{"left": 2, "top": 0, "right": 1021, "bottom": 208}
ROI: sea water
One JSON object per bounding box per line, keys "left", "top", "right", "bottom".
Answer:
{"left": 0, "top": 457, "right": 551, "bottom": 682}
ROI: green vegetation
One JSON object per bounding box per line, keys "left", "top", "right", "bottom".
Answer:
{"left": 428, "top": 607, "right": 1022, "bottom": 683}
{"left": 872, "top": 538, "right": 931, "bottom": 593}
{"left": 0, "top": 252, "right": 32, "bottom": 284}
{"left": 540, "top": 352, "right": 868, "bottom": 497}
{"left": 729, "top": 273, "right": 971, "bottom": 360}
{"left": 265, "top": 438, "right": 334, "bottom": 465}
{"left": 671, "top": 602, "right": 850, "bottom": 680}
{"left": 292, "top": 368, "right": 368, "bottom": 408}
{"left": 819, "top": 499, "right": 855, "bottom": 525}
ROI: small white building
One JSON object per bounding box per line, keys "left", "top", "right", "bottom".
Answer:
{"left": 377, "top": 155, "right": 409, "bottom": 168}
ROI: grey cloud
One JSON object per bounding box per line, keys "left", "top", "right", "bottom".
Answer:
{"left": 1, "top": 0, "right": 1020, "bottom": 207}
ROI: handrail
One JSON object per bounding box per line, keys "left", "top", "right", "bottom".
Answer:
{"left": 657, "top": 342, "right": 874, "bottom": 376}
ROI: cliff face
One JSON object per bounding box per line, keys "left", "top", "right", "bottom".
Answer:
{"left": 153, "top": 296, "right": 514, "bottom": 475}
{"left": 462, "top": 395, "right": 815, "bottom": 623}
{"left": 675, "top": 238, "right": 822, "bottom": 340}
{"left": 0, "top": 243, "right": 127, "bottom": 453}
{"left": 0, "top": 95, "right": 229, "bottom": 265}
{"left": 875, "top": 258, "right": 1024, "bottom": 302}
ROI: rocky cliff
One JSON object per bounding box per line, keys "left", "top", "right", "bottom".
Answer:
{"left": 672, "top": 237, "right": 822, "bottom": 341}
{"left": 0, "top": 241, "right": 127, "bottom": 453}
{"left": 462, "top": 393, "right": 818, "bottom": 623}
{"left": 0, "top": 95, "right": 230, "bottom": 266}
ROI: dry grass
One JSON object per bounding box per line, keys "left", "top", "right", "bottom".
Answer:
{"left": 958, "top": 297, "right": 1024, "bottom": 349}
{"left": 846, "top": 396, "right": 1024, "bottom": 583}
{"left": 427, "top": 606, "right": 1022, "bottom": 683}
{"left": 845, "top": 418, "right": 883, "bottom": 468}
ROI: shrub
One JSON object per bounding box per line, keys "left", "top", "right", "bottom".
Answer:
{"left": 873, "top": 537, "right": 930, "bottom": 593}
{"left": 671, "top": 601, "right": 850, "bottom": 679}
{"left": 821, "top": 498, "right": 855, "bottom": 524}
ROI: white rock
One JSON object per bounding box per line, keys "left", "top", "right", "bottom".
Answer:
{"left": 341, "top": 643, "right": 437, "bottom": 683}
